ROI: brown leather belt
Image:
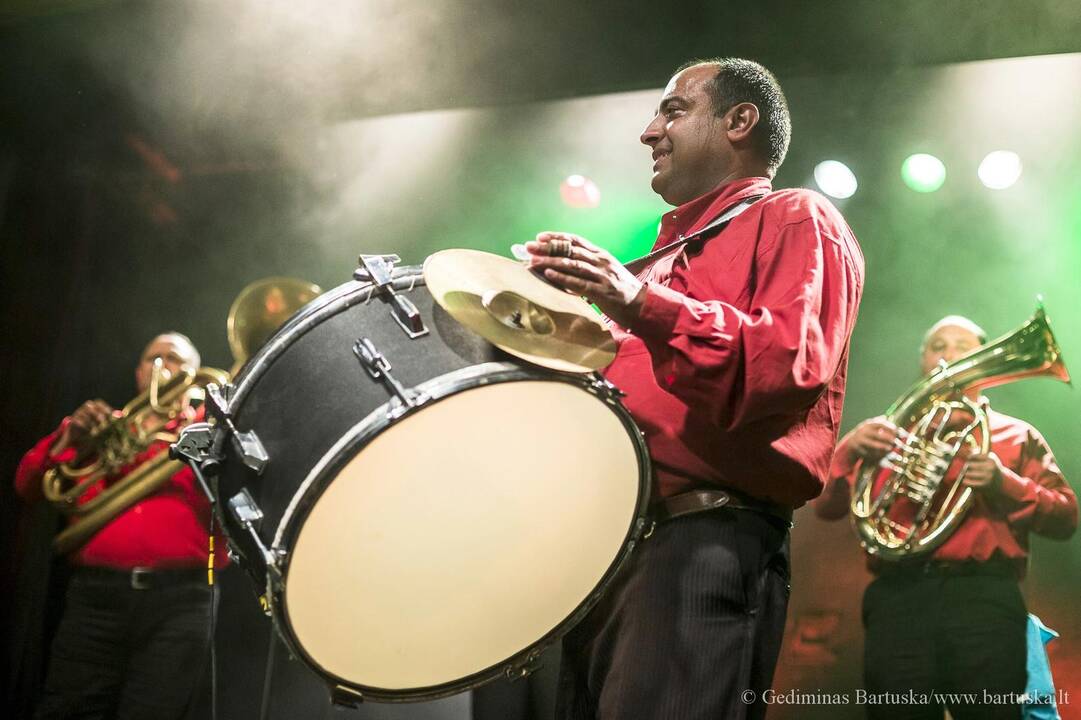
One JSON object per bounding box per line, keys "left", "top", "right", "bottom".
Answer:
{"left": 651, "top": 489, "right": 793, "bottom": 530}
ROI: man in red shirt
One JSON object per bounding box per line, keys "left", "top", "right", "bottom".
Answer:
{"left": 15, "top": 332, "right": 222, "bottom": 720}
{"left": 815, "top": 316, "right": 1077, "bottom": 719}
{"left": 528, "top": 58, "right": 864, "bottom": 720}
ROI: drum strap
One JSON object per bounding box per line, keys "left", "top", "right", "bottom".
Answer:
{"left": 624, "top": 195, "right": 765, "bottom": 276}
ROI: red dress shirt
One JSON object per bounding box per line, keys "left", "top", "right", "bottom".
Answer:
{"left": 604, "top": 177, "right": 865, "bottom": 507}
{"left": 817, "top": 407, "right": 1078, "bottom": 576}
{"left": 14, "top": 408, "right": 226, "bottom": 570}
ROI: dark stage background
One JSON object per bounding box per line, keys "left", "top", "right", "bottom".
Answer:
{"left": 3, "top": 2, "right": 1080, "bottom": 719}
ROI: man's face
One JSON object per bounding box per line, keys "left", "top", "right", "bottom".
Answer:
{"left": 135, "top": 335, "right": 199, "bottom": 392}
{"left": 920, "top": 325, "right": 982, "bottom": 376}
{"left": 640, "top": 64, "right": 736, "bottom": 206}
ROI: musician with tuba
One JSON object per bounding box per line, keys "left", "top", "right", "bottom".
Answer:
{"left": 14, "top": 332, "right": 225, "bottom": 720}
{"left": 815, "top": 315, "right": 1077, "bottom": 720}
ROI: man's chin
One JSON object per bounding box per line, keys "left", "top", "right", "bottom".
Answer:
{"left": 650, "top": 174, "right": 668, "bottom": 197}
{"left": 652, "top": 179, "right": 684, "bottom": 206}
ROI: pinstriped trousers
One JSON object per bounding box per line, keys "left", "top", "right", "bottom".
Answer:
{"left": 557, "top": 508, "right": 791, "bottom": 720}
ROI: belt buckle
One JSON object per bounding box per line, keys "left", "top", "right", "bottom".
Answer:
{"left": 130, "top": 567, "right": 153, "bottom": 590}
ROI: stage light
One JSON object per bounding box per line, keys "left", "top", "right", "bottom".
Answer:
{"left": 560, "top": 174, "right": 601, "bottom": 208}
{"left": 813, "top": 161, "right": 857, "bottom": 199}
{"left": 978, "top": 151, "right": 1022, "bottom": 190}
{"left": 901, "top": 154, "right": 946, "bottom": 193}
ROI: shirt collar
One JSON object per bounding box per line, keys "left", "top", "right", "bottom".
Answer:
{"left": 655, "top": 176, "right": 772, "bottom": 249}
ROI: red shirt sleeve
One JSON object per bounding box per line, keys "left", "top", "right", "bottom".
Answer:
{"left": 14, "top": 419, "right": 76, "bottom": 503}
{"left": 995, "top": 426, "right": 1077, "bottom": 540}
{"left": 630, "top": 211, "right": 861, "bottom": 432}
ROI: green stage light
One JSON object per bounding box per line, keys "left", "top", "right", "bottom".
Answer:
{"left": 901, "top": 154, "right": 946, "bottom": 193}
{"left": 813, "top": 160, "right": 857, "bottom": 199}
{"left": 978, "top": 151, "right": 1022, "bottom": 190}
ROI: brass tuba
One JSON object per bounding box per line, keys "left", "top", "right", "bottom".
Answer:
{"left": 227, "top": 276, "right": 322, "bottom": 375}
{"left": 850, "top": 302, "right": 1070, "bottom": 560}
{"left": 42, "top": 277, "right": 321, "bottom": 554}
{"left": 42, "top": 362, "right": 229, "bottom": 554}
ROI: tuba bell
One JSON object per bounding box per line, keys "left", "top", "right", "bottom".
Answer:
{"left": 42, "top": 277, "right": 321, "bottom": 555}
{"left": 850, "top": 302, "right": 1070, "bottom": 560}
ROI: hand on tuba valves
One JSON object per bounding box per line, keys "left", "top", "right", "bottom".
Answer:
{"left": 959, "top": 452, "right": 1006, "bottom": 495}
{"left": 41, "top": 358, "right": 228, "bottom": 555}
{"left": 58, "top": 398, "right": 117, "bottom": 455}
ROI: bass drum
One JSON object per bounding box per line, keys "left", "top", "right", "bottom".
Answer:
{"left": 215, "top": 263, "right": 650, "bottom": 702}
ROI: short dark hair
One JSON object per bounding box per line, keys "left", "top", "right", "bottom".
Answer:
{"left": 676, "top": 58, "right": 792, "bottom": 175}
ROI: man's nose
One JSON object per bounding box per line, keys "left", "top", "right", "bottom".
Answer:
{"left": 640, "top": 116, "right": 663, "bottom": 146}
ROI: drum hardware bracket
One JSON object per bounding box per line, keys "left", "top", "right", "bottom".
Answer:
{"left": 227, "top": 488, "right": 281, "bottom": 583}
{"left": 354, "top": 254, "right": 429, "bottom": 339}
{"left": 588, "top": 372, "right": 625, "bottom": 403}
{"left": 353, "top": 338, "right": 430, "bottom": 415}
{"left": 504, "top": 648, "right": 544, "bottom": 681}
{"left": 205, "top": 383, "right": 270, "bottom": 474}
{"left": 330, "top": 685, "right": 365, "bottom": 707}
{"left": 171, "top": 422, "right": 219, "bottom": 501}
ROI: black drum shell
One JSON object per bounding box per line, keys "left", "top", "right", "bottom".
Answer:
{"left": 218, "top": 269, "right": 501, "bottom": 579}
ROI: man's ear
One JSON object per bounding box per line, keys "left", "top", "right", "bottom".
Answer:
{"left": 726, "top": 102, "right": 760, "bottom": 143}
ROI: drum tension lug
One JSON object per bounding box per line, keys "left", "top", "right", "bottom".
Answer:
{"left": 588, "top": 372, "right": 625, "bottom": 402}
{"left": 355, "top": 253, "right": 429, "bottom": 339}
{"left": 353, "top": 338, "right": 428, "bottom": 413}
{"left": 505, "top": 649, "right": 544, "bottom": 682}
{"left": 227, "top": 489, "right": 279, "bottom": 575}
{"left": 330, "top": 685, "right": 365, "bottom": 707}
{"left": 204, "top": 383, "right": 269, "bottom": 474}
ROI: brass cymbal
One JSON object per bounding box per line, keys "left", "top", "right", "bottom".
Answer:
{"left": 423, "top": 249, "right": 617, "bottom": 373}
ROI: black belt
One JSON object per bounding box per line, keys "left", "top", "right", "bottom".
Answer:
{"left": 651, "top": 489, "right": 793, "bottom": 531}
{"left": 74, "top": 565, "right": 208, "bottom": 590}
{"left": 877, "top": 557, "right": 1018, "bottom": 579}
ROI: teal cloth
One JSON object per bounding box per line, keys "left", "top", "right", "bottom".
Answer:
{"left": 1023, "top": 614, "right": 1060, "bottom": 720}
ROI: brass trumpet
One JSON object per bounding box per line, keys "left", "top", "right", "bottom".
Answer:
{"left": 42, "top": 277, "right": 321, "bottom": 555}
{"left": 850, "top": 302, "right": 1070, "bottom": 560}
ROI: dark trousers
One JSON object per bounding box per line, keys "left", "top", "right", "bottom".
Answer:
{"left": 862, "top": 569, "right": 1027, "bottom": 720}
{"left": 33, "top": 568, "right": 214, "bottom": 720}
{"left": 557, "top": 508, "right": 791, "bottom": 720}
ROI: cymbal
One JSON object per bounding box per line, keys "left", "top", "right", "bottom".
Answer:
{"left": 423, "top": 249, "right": 617, "bottom": 373}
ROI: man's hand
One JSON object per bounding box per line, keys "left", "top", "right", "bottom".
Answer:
{"left": 525, "top": 232, "right": 646, "bottom": 328}
{"left": 962, "top": 452, "right": 1006, "bottom": 495}
{"left": 57, "top": 399, "right": 116, "bottom": 454}
{"left": 846, "top": 417, "right": 900, "bottom": 464}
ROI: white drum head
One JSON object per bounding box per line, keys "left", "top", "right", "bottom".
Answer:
{"left": 282, "top": 379, "right": 642, "bottom": 692}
